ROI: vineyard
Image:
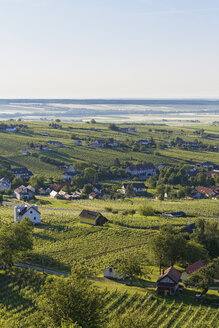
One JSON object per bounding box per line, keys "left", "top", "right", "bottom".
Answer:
{"left": 0, "top": 121, "right": 218, "bottom": 178}
{"left": 0, "top": 268, "right": 218, "bottom": 328}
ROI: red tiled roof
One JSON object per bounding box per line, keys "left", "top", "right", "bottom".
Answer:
{"left": 186, "top": 261, "right": 205, "bottom": 274}
{"left": 157, "top": 266, "right": 181, "bottom": 283}
{"left": 196, "top": 186, "right": 214, "bottom": 195}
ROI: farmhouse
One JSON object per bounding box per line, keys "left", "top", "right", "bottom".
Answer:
{"left": 75, "top": 140, "right": 82, "bottom": 146}
{"left": 79, "top": 210, "right": 108, "bottom": 226}
{"left": 122, "top": 183, "right": 147, "bottom": 195}
{"left": 14, "top": 204, "right": 41, "bottom": 224}
{"left": 125, "top": 163, "right": 156, "bottom": 178}
{"left": 138, "top": 139, "right": 149, "bottom": 145}
{"left": 157, "top": 266, "right": 181, "bottom": 296}
{"left": 88, "top": 140, "right": 105, "bottom": 148}
{"left": 47, "top": 140, "right": 63, "bottom": 147}
{"left": 181, "top": 261, "right": 205, "bottom": 282}
{"left": 62, "top": 165, "right": 77, "bottom": 181}
{"left": 104, "top": 260, "right": 124, "bottom": 279}
{"left": 0, "top": 177, "right": 11, "bottom": 192}
{"left": 196, "top": 186, "right": 217, "bottom": 198}
{"left": 21, "top": 148, "right": 30, "bottom": 155}
{"left": 50, "top": 190, "right": 60, "bottom": 199}
{"left": 6, "top": 125, "right": 17, "bottom": 133}
{"left": 10, "top": 167, "right": 33, "bottom": 180}
{"left": 14, "top": 185, "right": 35, "bottom": 200}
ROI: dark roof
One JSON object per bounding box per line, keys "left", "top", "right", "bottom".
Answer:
{"left": 180, "top": 223, "right": 196, "bottom": 234}
{"left": 157, "top": 266, "right": 181, "bottom": 283}
{"left": 79, "top": 210, "right": 103, "bottom": 220}
{"left": 18, "top": 205, "right": 40, "bottom": 216}
{"left": 123, "top": 183, "right": 146, "bottom": 189}
{"left": 163, "top": 211, "right": 186, "bottom": 217}
{"left": 14, "top": 185, "right": 35, "bottom": 194}
{"left": 10, "top": 167, "right": 32, "bottom": 175}
{"left": 186, "top": 261, "right": 205, "bottom": 274}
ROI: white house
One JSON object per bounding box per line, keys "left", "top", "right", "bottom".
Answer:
{"left": 125, "top": 163, "right": 156, "bottom": 178}
{"left": 88, "top": 140, "right": 104, "bottom": 148}
{"left": 104, "top": 265, "right": 123, "bottom": 279}
{"left": 21, "top": 148, "right": 30, "bottom": 155}
{"left": 0, "top": 177, "right": 11, "bottom": 192}
{"left": 121, "top": 183, "right": 147, "bottom": 195}
{"left": 14, "top": 185, "right": 35, "bottom": 200}
{"left": 14, "top": 204, "right": 41, "bottom": 224}
{"left": 50, "top": 190, "right": 59, "bottom": 199}
{"left": 75, "top": 140, "right": 82, "bottom": 146}
{"left": 6, "top": 126, "right": 17, "bottom": 133}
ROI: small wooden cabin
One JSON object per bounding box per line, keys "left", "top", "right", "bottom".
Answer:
{"left": 79, "top": 210, "right": 108, "bottom": 226}
{"left": 157, "top": 266, "right": 181, "bottom": 296}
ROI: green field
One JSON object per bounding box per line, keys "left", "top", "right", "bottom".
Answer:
{"left": 0, "top": 121, "right": 218, "bottom": 178}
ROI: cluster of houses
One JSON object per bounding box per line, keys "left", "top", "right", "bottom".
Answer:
{"left": 88, "top": 138, "right": 119, "bottom": 148}
{"left": 0, "top": 124, "right": 28, "bottom": 133}
{"left": 103, "top": 259, "right": 206, "bottom": 296}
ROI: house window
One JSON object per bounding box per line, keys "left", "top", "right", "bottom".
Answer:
{"left": 30, "top": 211, "right": 32, "bottom": 214}
{"left": 109, "top": 267, "right": 113, "bottom": 273}
{"left": 34, "top": 217, "right": 36, "bottom": 220}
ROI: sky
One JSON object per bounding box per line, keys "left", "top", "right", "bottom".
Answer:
{"left": 0, "top": 0, "right": 219, "bottom": 98}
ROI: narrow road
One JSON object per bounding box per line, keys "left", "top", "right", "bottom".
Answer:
{"left": 15, "top": 262, "right": 69, "bottom": 277}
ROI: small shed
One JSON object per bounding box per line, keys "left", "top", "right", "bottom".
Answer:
{"left": 79, "top": 210, "right": 108, "bottom": 226}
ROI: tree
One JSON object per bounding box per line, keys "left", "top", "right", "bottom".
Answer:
{"left": 139, "top": 205, "right": 154, "bottom": 216}
{"left": 12, "top": 177, "right": 24, "bottom": 189}
{"left": 114, "top": 158, "right": 121, "bottom": 167}
{"left": 109, "top": 123, "right": 119, "bottom": 131}
{"left": 0, "top": 218, "right": 34, "bottom": 268}
{"left": 116, "top": 255, "right": 143, "bottom": 283}
{"left": 186, "top": 263, "right": 217, "bottom": 295}
{"left": 90, "top": 119, "right": 96, "bottom": 124}
{"left": 34, "top": 267, "right": 105, "bottom": 328}
{"left": 81, "top": 184, "right": 93, "bottom": 197}
{"left": 150, "top": 227, "right": 187, "bottom": 274}
{"left": 184, "top": 241, "right": 209, "bottom": 264}
{"left": 29, "top": 175, "right": 45, "bottom": 190}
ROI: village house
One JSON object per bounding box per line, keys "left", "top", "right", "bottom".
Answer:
{"left": 14, "top": 185, "right": 35, "bottom": 200}
{"left": 50, "top": 190, "right": 60, "bottom": 199}
{"left": 79, "top": 210, "right": 108, "bottom": 226}
{"left": 181, "top": 261, "right": 205, "bottom": 282}
{"left": 0, "top": 177, "right": 11, "bottom": 192}
{"left": 62, "top": 165, "right": 77, "bottom": 181}
{"left": 88, "top": 140, "right": 105, "bottom": 148}
{"left": 14, "top": 204, "right": 41, "bottom": 224}
{"left": 157, "top": 266, "right": 182, "bottom": 296}
{"left": 10, "top": 167, "right": 33, "bottom": 180}
{"left": 93, "top": 184, "right": 103, "bottom": 195}
{"left": 89, "top": 192, "right": 98, "bottom": 200}
{"left": 138, "top": 139, "right": 149, "bottom": 145}
{"left": 75, "top": 140, "right": 82, "bottom": 146}
{"left": 104, "top": 260, "right": 124, "bottom": 279}
{"left": 21, "top": 148, "right": 30, "bottom": 155}
{"left": 206, "top": 169, "right": 219, "bottom": 178}
{"left": 41, "top": 133, "right": 50, "bottom": 137}
{"left": 121, "top": 183, "right": 147, "bottom": 195}
{"left": 108, "top": 138, "right": 119, "bottom": 147}
{"left": 6, "top": 125, "right": 17, "bottom": 133}
{"left": 195, "top": 186, "right": 218, "bottom": 198}
{"left": 47, "top": 140, "right": 63, "bottom": 147}
{"left": 125, "top": 163, "right": 156, "bottom": 178}
{"left": 120, "top": 127, "right": 137, "bottom": 132}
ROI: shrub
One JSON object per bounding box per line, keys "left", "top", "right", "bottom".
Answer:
{"left": 139, "top": 205, "right": 155, "bottom": 216}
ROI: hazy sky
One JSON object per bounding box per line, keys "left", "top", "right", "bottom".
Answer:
{"left": 0, "top": 0, "right": 219, "bottom": 98}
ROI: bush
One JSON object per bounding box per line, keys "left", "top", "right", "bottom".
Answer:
{"left": 139, "top": 205, "right": 155, "bottom": 216}
{"left": 105, "top": 207, "right": 112, "bottom": 212}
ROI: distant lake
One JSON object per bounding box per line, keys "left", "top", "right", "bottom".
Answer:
{"left": 0, "top": 99, "right": 218, "bottom": 123}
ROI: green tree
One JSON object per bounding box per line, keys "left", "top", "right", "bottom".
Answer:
{"left": 29, "top": 175, "right": 45, "bottom": 190}
{"left": 35, "top": 268, "right": 105, "bottom": 328}
{"left": 150, "top": 227, "right": 187, "bottom": 274}
{"left": 116, "top": 255, "right": 143, "bottom": 283}
{"left": 12, "top": 177, "right": 24, "bottom": 189}
{"left": 0, "top": 218, "right": 34, "bottom": 268}
{"left": 109, "top": 123, "right": 119, "bottom": 131}
{"left": 186, "top": 263, "right": 217, "bottom": 295}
